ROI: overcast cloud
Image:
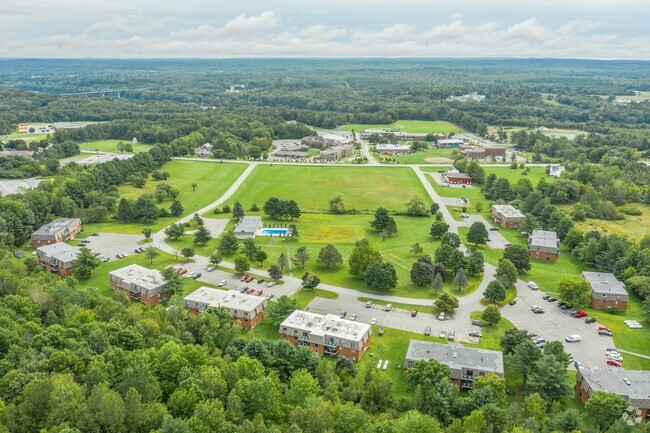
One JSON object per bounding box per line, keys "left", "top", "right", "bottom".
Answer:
{"left": 1, "top": 1, "right": 649, "bottom": 58}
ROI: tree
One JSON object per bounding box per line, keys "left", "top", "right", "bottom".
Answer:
{"left": 410, "top": 255, "right": 436, "bottom": 286}
{"left": 181, "top": 247, "right": 195, "bottom": 260}
{"left": 544, "top": 341, "right": 573, "bottom": 368}
{"left": 301, "top": 272, "right": 321, "bottom": 290}
{"left": 484, "top": 280, "right": 506, "bottom": 303}
{"left": 254, "top": 250, "right": 268, "bottom": 266}
{"left": 510, "top": 339, "right": 542, "bottom": 387}
{"left": 557, "top": 277, "right": 591, "bottom": 308}
{"left": 441, "top": 232, "right": 461, "bottom": 248}
{"left": 585, "top": 391, "right": 629, "bottom": 432}
{"left": 519, "top": 214, "right": 539, "bottom": 235}
{"left": 124, "top": 142, "right": 134, "bottom": 152}
{"left": 434, "top": 244, "right": 465, "bottom": 275}
{"left": 117, "top": 141, "right": 125, "bottom": 152}
{"left": 141, "top": 228, "right": 152, "bottom": 240}
{"left": 161, "top": 266, "right": 184, "bottom": 296}
{"left": 276, "top": 253, "right": 288, "bottom": 272}
{"left": 429, "top": 221, "right": 449, "bottom": 239}
{"left": 233, "top": 202, "right": 245, "bottom": 219}
{"left": 268, "top": 264, "right": 283, "bottom": 281}
{"left": 329, "top": 195, "right": 345, "bottom": 214}
{"left": 145, "top": 246, "right": 159, "bottom": 264}
{"left": 192, "top": 213, "right": 203, "bottom": 226}
{"left": 502, "top": 245, "right": 531, "bottom": 273}
{"left": 294, "top": 246, "right": 310, "bottom": 267}
{"left": 466, "top": 250, "right": 484, "bottom": 276}
{"left": 218, "top": 232, "right": 239, "bottom": 254}
{"left": 370, "top": 207, "right": 391, "bottom": 232}
{"left": 242, "top": 239, "right": 258, "bottom": 260}
{"left": 406, "top": 197, "right": 429, "bottom": 217}
{"left": 316, "top": 244, "right": 343, "bottom": 268}
{"left": 482, "top": 305, "right": 501, "bottom": 326}
{"left": 267, "top": 296, "right": 298, "bottom": 325}
{"left": 170, "top": 200, "right": 184, "bottom": 217}
{"left": 495, "top": 259, "right": 518, "bottom": 286}
{"left": 117, "top": 198, "right": 133, "bottom": 223}
{"left": 194, "top": 225, "right": 212, "bottom": 245}
{"left": 209, "top": 251, "right": 222, "bottom": 266}
{"left": 164, "top": 223, "right": 185, "bottom": 240}
{"left": 432, "top": 273, "right": 443, "bottom": 294}
{"left": 410, "top": 243, "right": 423, "bottom": 255}
{"left": 234, "top": 256, "right": 250, "bottom": 274}
{"left": 191, "top": 182, "right": 198, "bottom": 191}
{"left": 500, "top": 328, "right": 531, "bottom": 355}
{"left": 430, "top": 203, "right": 440, "bottom": 215}
{"left": 75, "top": 246, "right": 100, "bottom": 278}
{"left": 348, "top": 244, "right": 382, "bottom": 277}
{"left": 452, "top": 268, "right": 468, "bottom": 291}
{"left": 435, "top": 292, "right": 459, "bottom": 313}
{"left": 386, "top": 217, "right": 398, "bottom": 237}
{"left": 364, "top": 262, "right": 398, "bottom": 291}
{"left": 466, "top": 222, "right": 489, "bottom": 246}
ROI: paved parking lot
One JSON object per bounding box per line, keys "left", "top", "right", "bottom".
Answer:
{"left": 83, "top": 233, "right": 146, "bottom": 260}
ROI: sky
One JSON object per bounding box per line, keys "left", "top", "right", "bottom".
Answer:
{"left": 1, "top": 0, "right": 649, "bottom": 59}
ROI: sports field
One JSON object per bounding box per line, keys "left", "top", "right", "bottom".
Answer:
{"left": 395, "top": 120, "right": 464, "bottom": 134}
{"left": 336, "top": 124, "right": 396, "bottom": 132}
{"left": 79, "top": 139, "right": 152, "bottom": 153}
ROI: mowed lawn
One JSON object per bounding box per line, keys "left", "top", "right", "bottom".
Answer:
{"left": 79, "top": 139, "right": 152, "bottom": 153}
{"left": 85, "top": 161, "right": 247, "bottom": 234}
{"left": 390, "top": 148, "right": 456, "bottom": 164}
{"left": 226, "top": 165, "right": 431, "bottom": 213}
{"left": 396, "top": 120, "right": 464, "bottom": 134}
{"left": 336, "top": 124, "right": 397, "bottom": 132}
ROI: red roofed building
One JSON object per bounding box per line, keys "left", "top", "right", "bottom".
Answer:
{"left": 444, "top": 172, "right": 472, "bottom": 185}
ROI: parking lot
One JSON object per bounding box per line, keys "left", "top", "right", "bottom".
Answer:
{"left": 82, "top": 233, "right": 147, "bottom": 260}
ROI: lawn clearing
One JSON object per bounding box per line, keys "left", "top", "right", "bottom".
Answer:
{"left": 291, "top": 289, "right": 339, "bottom": 309}
{"left": 336, "top": 124, "right": 397, "bottom": 132}
{"left": 569, "top": 204, "right": 650, "bottom": 241}
{"left": 468, "top": 311, "right": 515, "bottom": 351}
{"left": 395, "top": 120, "right": 464, "bottom": 134}
{"left": 79, "top": 139, "right": 152, "bottom": 153}
{"left": 226, "top": 165, "right": 431, "bottom": 213}
{"left": 389, "top": 148, "right": 457, "bottom": 164}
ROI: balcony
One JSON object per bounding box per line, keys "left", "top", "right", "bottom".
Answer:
{"left": 324, "top": 340, "right": 337, "bottom": 347}
{"left": 298, "top": 335, "right": 309, "bottom": 342}
{"left": 461, "top": 375, "right": 475, "bottom": 381}
{"left": 324, "top": 346, "right": 338, "bottom": 356}
{"left": 298, "top": 341, "right": 309, "bottom": 348}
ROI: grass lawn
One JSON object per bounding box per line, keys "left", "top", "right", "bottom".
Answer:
{"left": 357, "top": 296, "right": 434, "bottom": 314}
{"left": 75, "top": 248, "right": 209, "bottom": 299}
{"left": 468, "top": 311, "right": 515, "bottom": 350}
{"left": 291, "top": 288, "right": 339, "bottom": 309}
{"left": 1, "top": 132, "right": 50, "bottom": 143}
{"left": 86, "top": 160, "right": 247, "bottom": 234}
{"left": 337, "top": 124, "right": 397, "bottom": 132}
{"left": 395, "top": 120, "right": 464, "bottom": 134}
{"left": 390, "top": 148, "right": 457, "bottom": 164}
{"left": 226, "top": 165, "right": 431, "bottom": 213}
{"left": 79, "top": 139, "right": 152, "bottom": 153}
{"left": 482, "top": 166, "right": 550, "bottom": 186}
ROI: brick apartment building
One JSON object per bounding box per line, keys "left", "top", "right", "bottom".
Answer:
{"left": 463, "top": 147, "right": 507, "bottom": 160}
{"left": 582, "top": 272, "right": 629, "bottom": 311}
{"left": 319, "top": 145, "right": 353, "bottom": 160}
{"left": 491, "top": 204, "right": 525, "bottom": 228}
{"left": 36, "top": 243, "right": 78, "bottom": 276}
{"left": 109, "top": 264, "right": 167, "bottom": 306}
{"left": 31, "top": 218, "right": 82, "bottom": 247}
{"left": 183, "top": 287, "right": 268, "bottom": 329}
{"left": 528, "top": 229, "right": 559, "bottom": 260}
{"left": 280, "top": 310, "right": 372, "bottom": 361}
{"left": 444, "top": 170, "right": 473, "bottom": 185}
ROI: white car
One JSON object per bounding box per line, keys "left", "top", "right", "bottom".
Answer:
{"left": 438, "top": 312, "right": 446, "bottom": 321}
{"left": 266, "top": 281, "right": 277, "bottom": 287}
{"left": 565, "top": 335, "right": 581, "bottom": 343}
{"left": 371, "top": 318, "right": 377, "bottom": 325}
{"left": 607, "top": 354, "right": 624, "bottom": 362}
{"left": 350, "top": 314, "right": 357, "bottom": 321}
{"left": 122, "top": 253, "right": 129, "bottom": 257}
{"left": 188, "top": 271, "right": 197, "bottom": 277}
{"left": 528, "top": 282, "right": 539, "bottom": 290}
{"left": 218, "top": 280, "right": 227, "bottom": 287}
{"left": 384, "top": 304, "right": 393, "bottom": 311}
{"left": 206, "top": 266, "right": 215, "bottom": 272}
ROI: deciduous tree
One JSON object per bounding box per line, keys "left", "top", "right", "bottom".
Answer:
{"left": 429, "top": 221, "right": 449, "bottom": 239}
{"left": 294, "top": 246, "right": 310, "bottom": 267}
{"left": 483, "top": 280, "right": 506, "bottom": 303}
{"left": 502, "top": 244, "right": 531, "bottom": 273}
{"left": 557, "top": 277, "right": 591, "bottom": 308}
{"left": 467, "top": 222, "right": 489, "bottom": 246}
{"left": 317, "top": 244, "right": 343, "bottom": 268}
{"left": 482, "top": 305, "right": 501, "bottom": 326}
{"left": 234, "top": 256, "right": 250, "bottom": 274}
{"left": 364, "top": 261, "right": 398, "bottom": 291}
{"left": 268, "top": 264, "right": 283, "bottom": 281}
{"left": 435, "top": 292, "right": 459, "bottom": 313}
{"left": 218, "top": 232, "right": 239, "bottom": 255}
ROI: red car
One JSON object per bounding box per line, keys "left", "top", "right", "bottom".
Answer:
{"left": 572, "top": 310, "right": 587, "bottom": 318}
{"left": 256, "top": 290, "right": 263, "bottom": 296}
{"left": 246, "top": 288, "right": 255, "bottom": 294}
{"left": 177, "top": 268, "right": 187, "bottom": 275}
{"left": 598, "top": 326, "right": 611, "bottom": 332}
{"left": 606, "top": 359, "right": 622, "bottom": 367}
{"left": 411, "top": 310, "right": 418, "bottom": 317}
{"left": 240, "top": 275, "right": 249, "bottom": 282}
{"left": 245, "top": 275, "right": 255, "bottom": 283}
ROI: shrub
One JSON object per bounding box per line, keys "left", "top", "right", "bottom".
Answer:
{"left": 620, "top": 207, "right": 642, "bottom": 216}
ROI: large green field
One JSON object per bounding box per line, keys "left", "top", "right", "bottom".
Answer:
{"left": 79, "top": 139, "right": 152, "bottom": 153}
{"left": 336, "top": 124, "right": 397, "bottom": 132}
{"left": 395, "top": 120, "right": 464, "bottom": 134}
{"left": 226, "top": 165, "right": 431, "bottom": 213}
{"left": 386, "top": 148, "right": 456, "bottom": 164}
{"left": 86, "top": 160, "right": 247, "bottom": 234}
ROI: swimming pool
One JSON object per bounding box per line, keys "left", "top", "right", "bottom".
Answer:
{"left": 260, "top": 228, "right": 290, "bottom": 236}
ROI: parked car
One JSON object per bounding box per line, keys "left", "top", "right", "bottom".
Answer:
{"left": 547, "top": 297, "right": 557, "bottom": 302}
{"left": 257, "top": 279, "right": 265, "bottom": 284}
{"left": 188, "top": 271, "right": 197, "bottom": 277}
{"left": 245, "top": 276, "right": 254, "bottom": 283}
{"left": 504, "top": 243, "right": 512, "bottom": 247}
{"left": 246, "top": 288, "right": 255, "bottom": 294}
{"left": 447, "top": 331, "right": 455, "bottom": 341}
{"left": 116, "top": 254, "right": 123, "bottom": 259}
{"left": 607, "top": 353, "right": 623, "bottom": 362}
{"left": 574, "top": 360, "right": 583, "bottom": 369}
{"left": 240, "top": 275, "right": 249, "bottom": 282}
{"left": 489, "top": 227, "right": 499, "bottom": 231}
{"left": 378, "top": 327, "right": 385, "bottom": 335}
{"left": 339, "top": 311, "right": 346, "bottom": 318}
{"left": 533, "top": 338, "right": 546, "bottom": 348}
{"left": 121, "top": 253, "right": 128, "bottom": 257}
{"left": 565, "top": 335, "right": 581, "bottom": 343}
{"left": 411, "top": 310, "right": 418, "bottom": 317}
{"left": 384, "top": 304, "right": 393, "bottom": 311}
{"left": 585, "top": 317, "right": 596, "bottom": 324}
{"left": 542, "top": 295, "right": 550, "bottom": 300}
{"left": 371, "top": 318, "right": 377, "bottom": 325}
{"left": 265, "top": 294, "right": 275, "bottom": 300}
{"left": 607, "top": 347, "right": 620, "bottom": 353}
{"left": 572, "top": 310, "right": 587, "bottom": 318}
{"left": 424, "top": 326, "right": 431, "bottom": 336}
{"left": 532, "top": 307, "right": 545, "bottom": 314}
{"left": 256, "top": 290, "right": 263, "bottom": 296}
{"left": 598, "top": 326, "right": 611, "bottom": 332}
{"left": 350, "top": 314, "right": 357, "bottom": 321}
{"left": 528, "top": 282, "right": 539, "bottom": 290}
{"left": 191, "top": 272, "right": 202, "bottom": 279}
{"left": 240, "top": 286, "right": 249, "bottom": 293}
{"left": 439, "top": 330, "right": 447, "bottom": 339}
{"left": 509, "top": 300, "right": 517, "bottom": 306}
{"left": 266, "top": 281, "right": 276, "bottom": 287}
{"left": 365, "top": 301, "right": 372, "bottom": 308}
{"left": 218, "top": 280, "right": 227, "bottom": 287}
{"left": 472, "top": 320, "right": 485, "bottom": 327}
{"left": 178, "top": 268, "right": 187, "bottom": 275}
{"left": 606, "top": 359, "right": 622, "bottom": 367}
{"left": 438, "top": 312, "right": 446, "bottom": 321}
{"left": 102, "top": 257, "right": 110, "bottom": 262}
{"left": 599, "top": 329, "right": 613, "bottom": 336}
{"left": 469, "top": 330, "right": 482, "bottom": 338}
{"left": 90, "top": 232, "right": 99, "bottom": 236}
{"left": 459, "top": 213, "right": 469, "bottom": 218}
{"left": 206, "top": 266, "right": 215, "bottom": 272}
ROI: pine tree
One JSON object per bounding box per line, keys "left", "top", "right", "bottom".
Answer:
{"left": 277, "top": 253, "right": 288, "bottom": 271}
{"left": 370, "top": 207, "right": 390, "bottom": 232}
{"left": 386, "top": 217, "right": 398, "bottom": 237}
{"left": 452, "top": 268, "right": 468, "bottom": 291}
{"left": 194, "top": 225, "right": 212, "bottom": 245}
{"left": 170, "top": 200, "right": 184, "bottom": 217}
{"left": 117, "top": 198, "right": 133, "bottom": 223}
{"left": 232, "top": 202, "right": 245, "bottom": 219}
{"left": 75, "top": 246, "right": 100, "bottom": 279}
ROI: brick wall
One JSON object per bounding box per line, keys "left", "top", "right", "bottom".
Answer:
{"left": 591, "top": 298, "right": 628, "bottom": 312}
{"left": 529, "top": 250, "right": 558, "bottom": 261}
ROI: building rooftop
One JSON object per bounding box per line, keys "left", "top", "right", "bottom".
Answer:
{"left": 110, "top": 264, "right": 165, "bottom": 291}
{"left": 234, "top": 216, "right": 262, "bottom": 234}
{"left": 491, "top": 204, "right": 525, "bottom": 219}
{"left": 446, "top": 172, "right": 472, "bottom": 179}
{"left": 275, "top": 150, "right": 310, "bottom": 158}
{"left": 281, "top": 310, "right": 371, "bottom": 342}
{"left": 32, "top": 218, "right": 80, "bottom": 237}
{"left": 529, "top": 229, "right": 558, "bottom": 248}
{"left": 405, "top": 340, "right": 504, "bottom": 375}
{"left": 582, "top": 272, "right": 628, "bottom": 296}
{"left": 438, "top": 139, "right": 464, "bottom": 144}
{"left": 580, "top": 368, "right": 650, "bottom": 407}
{"left": 37, "top": 242, "right": 79, "bottom": 262}
{"left": 375, "top": 143, "right": 411, "bottom": 150}
{"left": 184, "top": 287, "right": 266, "bottom": 312}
